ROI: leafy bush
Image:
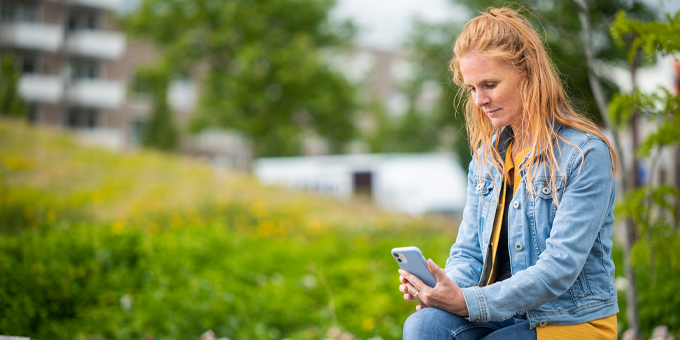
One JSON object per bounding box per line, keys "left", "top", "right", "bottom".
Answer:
{"left": 0, "top": 119, "right": 457, "bottom": 339}
{"left": 0, "top": 209, "right": 456, "bottom": 339}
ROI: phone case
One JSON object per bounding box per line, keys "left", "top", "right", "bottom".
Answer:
{"left": 391, "top": 246, "right": 437, "bottom": 287}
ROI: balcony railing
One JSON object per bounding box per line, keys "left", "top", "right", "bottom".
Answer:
{"left": 67, "top": 0, "right": 122, "bottom": 11}
{"left": 19, "top": 75, "right": 64, "bottom": 104}
{"left": 66, "top": 30, "right": 126, "bottom": 60}
{"left": 66, "top": 79, "right": 125, "bottom": 109}
{"left": 0, "top": 22, "right": 63, "bottom": 52}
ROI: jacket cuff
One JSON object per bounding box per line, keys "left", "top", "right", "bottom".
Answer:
{"left": 461, "top": 286, "right": 487, "bottom": 322}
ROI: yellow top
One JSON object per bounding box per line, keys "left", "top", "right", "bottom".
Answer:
{"left": 487, "top": 143, "right": 618, "bottom": 339}
{"left": 485, "top": 143, "right": 530, "bottom": 285}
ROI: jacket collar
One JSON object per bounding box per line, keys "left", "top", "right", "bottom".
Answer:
{"left": 492, "top": 119, "right": 563, "bottom": 174}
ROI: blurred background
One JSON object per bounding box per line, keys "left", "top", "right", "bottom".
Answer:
{"left": 0, "top": 0, "right": 679, "bottom": 339}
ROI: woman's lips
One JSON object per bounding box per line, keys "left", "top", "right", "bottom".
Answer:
{"left": 487, "top": 108, "right": 500, "bottom": 117}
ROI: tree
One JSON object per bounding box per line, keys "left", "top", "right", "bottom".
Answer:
{"left": 0, "top": 53, "right": 28, "bottom": 118}
{"left": 363, "top": 79, "right": 446, "bottom": 154}
{"left": 122, "top": 0, "right": 358, "bottom": 157}
{"left": 401, "top": 20, "right": 470, "bottom": 164}
{"left": 609, "top": 11, "right": 680, "bottom": 338}
{"left": 135, "top": 65, "right": 179, "bottom": 152}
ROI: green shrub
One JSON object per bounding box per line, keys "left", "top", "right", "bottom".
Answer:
{"left": 0, "top": 215, "right": 456, "bottom": 340}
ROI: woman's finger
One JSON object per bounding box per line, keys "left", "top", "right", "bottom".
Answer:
{"left": 401, "top": 283, "right": 415, "bottom": 299}
{"left": 407, "top": 282, "right": 426, "bottom": 304}
{"left": 398, "top": 269, "right": 427, "bottom": 293}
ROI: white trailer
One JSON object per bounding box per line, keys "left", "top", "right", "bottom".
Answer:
{"left": 253, "top": 153, "right": 468, "bottom": 215}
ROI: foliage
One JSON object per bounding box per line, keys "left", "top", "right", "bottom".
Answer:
{"left": 134, "top": 66, "right": 180, "bottom": 152}
{"left": 122, "top": 0, "right": 358, "bottom": 157}
{"left": 364, "top": 102, "right": 442, "bottom": 154}
{"left": 608, "top": 9, "right": 680, "bottom": 338}
{"left": 0, "top": 53, "right": 28, "bottom": 118}
{"left": 401, "top": 20, "right": 471, "bottom": 165}
{"left": 0, "top": 118, "right": 459, "bottom": 339}
{"left": 611, "top": 11, "right": 680, "bottom": 63}
{"left": 609, "top": 88, "right": 680, "bottom": 158}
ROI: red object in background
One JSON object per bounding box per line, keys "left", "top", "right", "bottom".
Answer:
{"left": 675, "top": 59, "right": 680, "bottom": 94}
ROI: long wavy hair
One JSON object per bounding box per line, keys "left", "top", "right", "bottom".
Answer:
{"left": 449, "top": 7, "right": 619, "bottom": 200}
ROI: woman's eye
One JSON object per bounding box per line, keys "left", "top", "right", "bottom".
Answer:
{"left": 469, "top": 87, "right": 476, "bottom": 93}
{"left": 486, "top": 84, "right": 496, "bottom": 89}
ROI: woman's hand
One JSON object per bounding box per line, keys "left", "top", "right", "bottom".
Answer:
{"left": 398, "top": 259, "right": 469, "bottom": 316}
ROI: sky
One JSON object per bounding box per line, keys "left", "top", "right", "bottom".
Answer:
{"left": 329, "top": 0, "right": 469, "bottom": 50}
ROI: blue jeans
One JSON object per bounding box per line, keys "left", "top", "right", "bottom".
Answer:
{"left": 403, "top": 308, "right": 537, "bottom": 340}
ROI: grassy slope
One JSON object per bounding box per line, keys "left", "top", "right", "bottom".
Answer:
{"left": 0, "top": 119, "right": 460, "bottom": 340}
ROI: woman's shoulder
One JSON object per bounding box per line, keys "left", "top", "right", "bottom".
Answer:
{"left": 555, "top": 123, "right": 609, "bottom": 151}
{"left": 554, "top": 123, "right": 615, "bottom": 173}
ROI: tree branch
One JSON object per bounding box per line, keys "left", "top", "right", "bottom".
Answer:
{"left": 524, "top": 5, "right": 586, "bottom": 57}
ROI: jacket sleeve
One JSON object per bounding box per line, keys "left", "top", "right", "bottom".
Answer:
{"left": 445, "top": 157, "right": 484, "bottom": 288}
{"left": 461, "top": 138, "right": 616, "bottom": 322}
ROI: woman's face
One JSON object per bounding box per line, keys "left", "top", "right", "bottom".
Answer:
{"left": 459, "top": 53, "right": 524, "bottom": 130}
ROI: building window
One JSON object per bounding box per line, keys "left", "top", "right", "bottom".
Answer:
{"left": 69, "top": 60, "right": 100, "bottom": 80}
{"left": 66, "top": 108, "right": 99, "bottom": 129}
{"left": 21, "top": 4, "right": 38, "bottom": 22}
{"left": 1, "top": 3, "right": 15, "bottom": 22}
{"left": 130, "top": 117, "right": 146, "bottom": 145}
{"left": 0, "top": 2, "right": 39, "bottom": 23}
{"left": 20, "top": 55, "right": 38, "bottom": 74}
{"left": 67, "top": 10, "right": 100, "bottom": 31}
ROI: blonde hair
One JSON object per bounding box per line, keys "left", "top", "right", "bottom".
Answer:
{"left": 449, "top": 7, "right": 619, "bottom": 199}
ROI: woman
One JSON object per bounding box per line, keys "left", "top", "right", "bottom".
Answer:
{"left": 398, "top": 7, "right": 620, "bottom": 340}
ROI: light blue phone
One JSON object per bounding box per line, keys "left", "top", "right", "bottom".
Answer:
{"left": 391, "top": 246, "right": 437, "bottom": 288}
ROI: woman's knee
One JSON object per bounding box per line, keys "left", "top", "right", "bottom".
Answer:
{"left": 403, "top": 308, "right": 468, "bottom": 339}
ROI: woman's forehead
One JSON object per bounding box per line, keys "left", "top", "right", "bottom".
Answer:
{"left": 459, "top": 54, "right": 515, "bottom": 84}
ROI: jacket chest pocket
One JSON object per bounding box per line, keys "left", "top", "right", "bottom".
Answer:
{"left": 475, "top": 176, "right": 498, "bottom": 242}
{"left": 530, "top": 179, "right": 564, "bottom": 242}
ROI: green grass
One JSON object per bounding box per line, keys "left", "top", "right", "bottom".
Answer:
{"left": 0, "top": 118, "right": 459, "bottom": 340}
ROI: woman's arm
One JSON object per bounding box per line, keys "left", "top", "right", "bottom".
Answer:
{"left": 398, "top": 157, "right": 483, "bottom": 315}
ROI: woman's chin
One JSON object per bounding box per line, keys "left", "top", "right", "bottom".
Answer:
{"left": 489, "top": 119, "right": 510, "bottom": 129}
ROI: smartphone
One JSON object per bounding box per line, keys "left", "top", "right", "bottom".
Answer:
{"left": 391, "top": 246, "right": 437, "bottom": 288}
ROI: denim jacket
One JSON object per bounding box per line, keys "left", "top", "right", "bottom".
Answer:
{"left": 445, "top": 123, "right": 618, "bottom": 329}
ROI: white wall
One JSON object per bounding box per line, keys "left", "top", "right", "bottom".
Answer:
{"left": 253, "top": 153, "right": 467, "bottom": 215}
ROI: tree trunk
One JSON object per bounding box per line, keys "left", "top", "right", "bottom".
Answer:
{"left": 624, "top": 47, "right": 643, "bottom": 340}
{"left": 569, "top": 0, "right": 640, "bottom": 337}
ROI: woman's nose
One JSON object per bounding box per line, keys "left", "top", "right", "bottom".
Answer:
{"left": 473, "top": 91, "right": 489, "bottom": 108}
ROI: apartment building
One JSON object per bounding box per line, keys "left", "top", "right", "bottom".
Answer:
{"left": 0, "top": 0, "right": 164, "bottom": 149}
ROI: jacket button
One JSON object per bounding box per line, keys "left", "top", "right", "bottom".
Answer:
{"left": 515, "top": 242, "right": 523, "bottom": 251}
{"left": 513, "top": 201, "right": 520, "bottom": 209}
{"left": 539, "top": 320, "right": 548, "bottom": 327}
{"left": 542, "top": 187, "right": 550, "bottom": 195}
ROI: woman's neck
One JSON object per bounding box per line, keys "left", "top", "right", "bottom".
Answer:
{"left": 510, "top": 125, "right": 532, "bottom": 160}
